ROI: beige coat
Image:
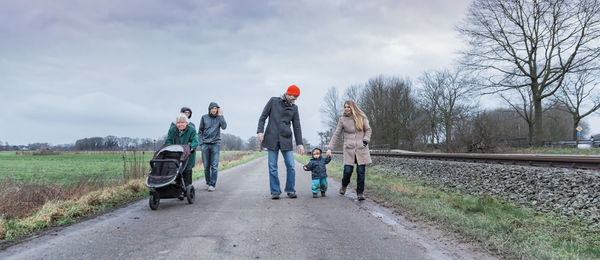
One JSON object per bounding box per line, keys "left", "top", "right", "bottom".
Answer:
{"left": 328, "top": 115, "right": 372, "bottom": 165}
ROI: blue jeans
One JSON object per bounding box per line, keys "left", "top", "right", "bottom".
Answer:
{"left": 267, "top": 148, "right": 295, "bottom": 195}
{"left": 201, "top": 143, "right": 220, "bottom": 187}
{"left": 311, "top": 178, "right": 328, "bottom": 194}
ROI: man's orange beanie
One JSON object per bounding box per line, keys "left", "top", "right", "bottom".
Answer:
{"left": 286, "top": 85, "right": 300, "bottom": 96}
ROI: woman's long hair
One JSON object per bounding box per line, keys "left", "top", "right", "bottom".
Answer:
{"left": 344, "top": 100, "right": 367, "bottom": 132}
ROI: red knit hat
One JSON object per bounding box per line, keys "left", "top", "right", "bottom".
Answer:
{"left": 286, "top": 85, "right": 300, "bottom": 96}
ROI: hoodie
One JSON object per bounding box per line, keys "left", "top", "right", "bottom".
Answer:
{"left": 198, "top": 102, "right": 227, "bottom": 144}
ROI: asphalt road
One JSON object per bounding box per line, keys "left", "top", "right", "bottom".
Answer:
{"left": 0, "top": 156, "right": 494, "bottom": 260}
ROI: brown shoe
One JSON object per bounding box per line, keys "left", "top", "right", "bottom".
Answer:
{"left": 313, "top": 193, "right": 318, "bottom": 198}
{"left": 357, "top": 194, "right": 365, "bottom": 201}
{"left": 339, "top": 186, "right": 347, "bottom": 195}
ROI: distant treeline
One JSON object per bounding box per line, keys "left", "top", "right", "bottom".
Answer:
{"left": 0, "top": 133, "right": 274, "bottom": 152}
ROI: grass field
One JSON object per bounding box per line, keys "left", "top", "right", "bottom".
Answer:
{"left": 0, "top": 151, "right": 154, "bottom": 185}
{"left": 295, "top": 154, "right": 600, "bottom": 259}
{"left": 0, "top": 150, "right": 254, "bottom": 185}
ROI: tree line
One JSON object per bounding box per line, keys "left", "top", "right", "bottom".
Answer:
{"left": 320, "top": 73, "right": 593, "bottom": 152}
{"left": 0, "top": 133, "right": 265, "bottom": 152}
{"left": 320, "top": 0, "right": 600, "bottom": 151}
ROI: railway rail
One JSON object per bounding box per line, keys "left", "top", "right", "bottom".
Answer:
{"left": 331, "top": 150, "right": 600, "bottom": 170}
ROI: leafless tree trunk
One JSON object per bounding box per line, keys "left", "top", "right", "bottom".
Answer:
{"left": 458, "top": 0, "right": 600, "bottom": 146}
{"left": 553, "top": 69, "right": 600, "bottom": 141}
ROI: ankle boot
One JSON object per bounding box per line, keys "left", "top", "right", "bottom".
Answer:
{"left": 339, "top": 186, "right": 347, "bottom": 195}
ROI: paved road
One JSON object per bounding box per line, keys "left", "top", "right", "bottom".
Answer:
{"left": 1, "top": 156, "right": 494, "bottom": 259}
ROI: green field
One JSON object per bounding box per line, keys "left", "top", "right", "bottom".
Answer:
{"left": 0, "top": 151, "right": 152, "bottom": 185}
{"left": 0, "top": 150, "right": 254, "bottom": 186}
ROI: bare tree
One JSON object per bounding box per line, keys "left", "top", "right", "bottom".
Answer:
{"left": 343, "top": 84, "right": 363, "bottom": 104}
{"left": 320, "top": 87, "right": 342, "bottom": 130}
{"left": 553, "top": 69, "right": 600, "bottom": 140}
{"left": 418, "top": 72, "right": 442, "bottom": 147}
{"left": 361, "top": 75, "right": 422, "bottom": 149}
{"left": 458, "top": 0, "right": 600, "bottom": 146}
{"left": 499, "top": 87, "right": 536, "bottom": 145}
{"left": 246, "top": 136, "right": 260, "bottom": 151}
{"left": 419, "top": 69, "right": 474, "bottom": 152}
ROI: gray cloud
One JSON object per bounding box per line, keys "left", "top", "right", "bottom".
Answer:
{"left": 13, "top": 0, "right": 589, "bottom": 146}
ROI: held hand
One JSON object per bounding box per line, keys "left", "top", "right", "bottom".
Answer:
{"left": 326, "top": 149, "right": 332, "bottom": 157}
{"left": 298, "top": 145, "right": 305, "bottom": 155}
{"left": 303, "top": 165, "right": 308, "bottom": 171}
{"left": 258, "top": 133, "right": 264, "bottom": 142}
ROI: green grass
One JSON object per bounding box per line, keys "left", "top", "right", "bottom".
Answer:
{"left": 295, "top": 154, "right": 600, "bottom": 259}
{"left": 0, "top": 151, "right": 154, "bottom": 185}
{"left": 0, "top": 150, "right": 265, "bottom": 186}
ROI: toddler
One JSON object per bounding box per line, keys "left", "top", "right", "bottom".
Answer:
{"left": 303, "top": 148, "right": 332, "bottom": 198}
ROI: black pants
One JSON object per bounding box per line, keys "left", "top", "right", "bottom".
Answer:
{"left": 342, "top": 164, "right": 366, "bottom": 195}
{"left": 176, "top": 170, "right": 193, "bottom": 187}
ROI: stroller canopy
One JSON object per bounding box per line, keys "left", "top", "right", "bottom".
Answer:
{"left": 152, "top": 144, "right": 192, "bottom": 162}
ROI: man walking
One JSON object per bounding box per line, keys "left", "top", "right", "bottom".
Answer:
{"left": 198, "top": 102, "right": 227, "bottom": 191}
{"left": 257, "top": 85, "right": 305, "bottom": 199}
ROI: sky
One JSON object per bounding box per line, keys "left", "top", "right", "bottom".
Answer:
{"left": 1, "top": 0, "right": 598, "bottom": 146}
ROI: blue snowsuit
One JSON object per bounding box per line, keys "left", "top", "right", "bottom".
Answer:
{"left": 303, "top": 149, "right": 331, "bottom": 194}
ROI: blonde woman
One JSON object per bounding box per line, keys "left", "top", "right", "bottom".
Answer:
{"left": 326, "top": 100, "right": 372, "bottom": 200}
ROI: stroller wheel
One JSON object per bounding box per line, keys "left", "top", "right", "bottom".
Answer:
{"left": 186, "top": 185, "right": 195, "bottom": 204}
{"left": 149, "top": 191, "right": 160, "bottom": 210}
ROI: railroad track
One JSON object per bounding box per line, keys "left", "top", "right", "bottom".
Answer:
{"left": 332, "top": 151, "right": 600, "bottom": 170}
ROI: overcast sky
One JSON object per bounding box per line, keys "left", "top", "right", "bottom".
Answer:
{"left": 1, "top": 0, "right": 598, "bottom": 146}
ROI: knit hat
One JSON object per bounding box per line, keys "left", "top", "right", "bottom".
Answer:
{"left": 286, "top": 85, "right": 300, "bottom": 96}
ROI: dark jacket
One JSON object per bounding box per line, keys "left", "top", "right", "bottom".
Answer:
{"left": 166, "top": 124, "right": 199, "bottom": 171}
{"left": 198, "top": 102, "right": 227, "bottom": 144}
{"left": 257, "top": 96, "right": 303, "bottom": 151}
{"left": 304, "top": 151, "right": 331, "bottom": 179}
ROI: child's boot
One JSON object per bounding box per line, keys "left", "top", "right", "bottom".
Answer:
{"left": 312, "top": 193, "right": 318, "bottom": 198}
{"left": 321, "top": 191, "right": 326, "bottom": 197}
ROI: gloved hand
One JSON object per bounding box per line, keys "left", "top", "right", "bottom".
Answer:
{"left": 363, "top": 140, "right": 368, "bottom": 147}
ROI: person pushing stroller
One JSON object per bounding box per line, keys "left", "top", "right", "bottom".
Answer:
{"left": 303, "top": 148, "right": 331, "bottom": 198}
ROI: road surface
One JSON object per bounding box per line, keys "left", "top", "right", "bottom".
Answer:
{"left": 1, "top": 156, "right": 495, "bottom": 259}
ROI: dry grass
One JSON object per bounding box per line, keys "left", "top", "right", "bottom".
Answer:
{"left": 8, "top": 179, "right": 146, "bottom": 237}
{"left": 0, "top": 180, "right": 111, "bottom": 219}
{"left": 0, "top": 218, "right": 5, "bottom": 240}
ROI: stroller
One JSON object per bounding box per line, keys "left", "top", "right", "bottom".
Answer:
{"left": 145, "top": 144, "right": 196, "bottom": 210}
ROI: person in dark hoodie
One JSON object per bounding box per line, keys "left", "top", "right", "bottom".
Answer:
{"left": 198, "top": 102, "right": 227, "bottom": 191}
{"left": 303, "top": 148, "right": 331, "bottom": 198}
{"left": 170, "top": 107, "right": 195, "bottom": 129}
{"left": 257, "top": 85, "right": 305, "bottom": 199}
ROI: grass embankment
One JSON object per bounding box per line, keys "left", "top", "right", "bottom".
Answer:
{"left": 295, "top": 155, "right": 600, "bottom": 259}
{"left": 0, "top": 151, "right": 265, "bottom": 243}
